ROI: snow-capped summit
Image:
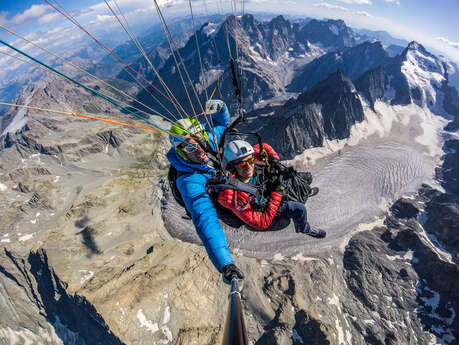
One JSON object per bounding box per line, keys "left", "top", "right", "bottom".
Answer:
{"left": 351, "top": 40, "right": 455, "bottom": 113}
{"left": 405, "top": 41, "right": 427, "bottom": 53}
{"left": 400, "top": 41, "right": 447, "bottom": 110}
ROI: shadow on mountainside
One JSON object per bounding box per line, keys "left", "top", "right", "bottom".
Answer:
{"left": 75, "top": 216, "right": 102, "bottom": 257}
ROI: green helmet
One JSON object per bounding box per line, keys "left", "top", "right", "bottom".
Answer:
{"left": 169, "top": 118, "right": 205, "bottom": 147}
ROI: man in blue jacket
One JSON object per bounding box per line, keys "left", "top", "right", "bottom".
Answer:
{"left": 166, "top": 100, "right": 244, "bottom": 283}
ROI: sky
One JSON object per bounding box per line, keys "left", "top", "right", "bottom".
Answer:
{"left": 0, "top": 0, "right": 458, "bottom": 78}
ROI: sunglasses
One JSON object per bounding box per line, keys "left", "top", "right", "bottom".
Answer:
{"left": 180, "top": 142, "right": 200, "bottom": 154}
{"left": 236, "top": 156, "right": 255, "bottom": 167}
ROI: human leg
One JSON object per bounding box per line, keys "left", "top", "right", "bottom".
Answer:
{"left": 278, "top": 201, "right": 326, "bottom": 238}
{"left": 278, "top": 201, "right": 309, "bottom": 232}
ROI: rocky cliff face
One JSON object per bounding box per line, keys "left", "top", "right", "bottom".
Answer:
{"left": 288, "top": 41, "right": 390, "bottom": 93}
{"left": 295, "top": 19, "right": 357, "bottom": 50}
{"left": 355, "top": 41, "right": 450, "bottom": 110}
{"left": 244, "top": 41, "right": 454, "bottom": 160}
{"left": 243, "top": 70, "right": 364, "bottom": 159}
{"left": 135, "top": 14, "right": 367, "bottom": 116}
{"left": 0, "top": 248, "right": 125, "bottom": 344}
{"left": 355, "top": 65, "right": 388, "bottom": 110}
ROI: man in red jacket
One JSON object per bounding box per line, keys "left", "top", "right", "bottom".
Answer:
{"left": 217, "top": 140, "right": 326, "bottom": 237}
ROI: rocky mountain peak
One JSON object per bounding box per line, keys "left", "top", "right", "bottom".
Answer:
{"left": 269, "top": 15, "right": 290, "bottom": 30}
{"left": 243, "top": 70, "right": 365, "bottom": 158}
{"left": 398, "top": 41, "right": 447, "bottom": 108}
{"left": 355, "top": 65, "right": 388, "bottom": 110}
{"left": 298, "top": 69, "right": 356, "bottom": 103}
{"left": 405, "top": 40, "right": 428, "bottom": 54}
{"left": 288, "top": 40, "right": 388, "bottom": 93}
{"left": 297, "top": 18, "right": 356, "bottom": 49}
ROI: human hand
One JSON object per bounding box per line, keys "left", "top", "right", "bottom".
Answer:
{"left": 206, "top": 99, "right": 226, "bottom": 114}
{"left": 222, "top": 263, "right": 245, "bottom": 284}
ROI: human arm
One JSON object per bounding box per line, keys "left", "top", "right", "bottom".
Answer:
{"left": 217, "top": 189, "right": 283, "bottom": 230}
{"left": 253, "top": 143, "right": 280, "bottom": 162}
{"left": 206, "top": 100, "right": 230, "bottom": 128}
{"left": 177, "top": 173, "right": 234, "bottom": 272}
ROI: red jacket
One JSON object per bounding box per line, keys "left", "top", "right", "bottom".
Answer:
{"left": 217, "top": 143, "right": 283, "bottom": 230}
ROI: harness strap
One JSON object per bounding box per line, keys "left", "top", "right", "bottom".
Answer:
{"left": 235, "top": 192, "right": 254, "bottom": 211}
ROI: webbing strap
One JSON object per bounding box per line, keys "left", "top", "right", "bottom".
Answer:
{"left": 208, "top": 175, "right": 260, "bottom": 196}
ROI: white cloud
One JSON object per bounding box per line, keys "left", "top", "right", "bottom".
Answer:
{"left": 38, "top": 12, "right": 61, "bottom": 25}
{"left": 437, "top": 37, "right": 459, "bottom": 50}
{"left": 313, "top": 2, "right": 376, "bottom": 18}
{"left": 313, "top": 3, "right": 349, "bottom": 12}
{"left": 336, "top": 0, "right": 372, "bottom": 4}
{"left": 384, "top": 0, "right": 400, "bottom": 4}
{"left": 354, "top": 10, "right": 373, "bottom": 17}
{"left": 96, "top": 14, "right": 115, "bottom": 23}
{"left": 12, "top": 4, "right": 49, "bottom": 25}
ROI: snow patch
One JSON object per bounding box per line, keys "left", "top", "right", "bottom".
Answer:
{"left": 414, "top": 107, "right": 448, "bottom": 156}
{"left": 137, "top": 309, "right": 159, "bottom": 334}
{"left": 338, "top": 218, "right": 385, "bottom": 253}
{"left": 1, "top": 94, "right": 32, "bottom": 136}
{"left": 0, "top": 183, "right": 7, "bottom": 192}
{"left": 291, "top": 253, "right": 318, "bottom": 262}
{"left": 328, "top": 294, "right": 340, "bottom": 308}
{"left": 288, "top": 101, "right": 447, "bottom": 170}
{"left": 1, "top": 239, "right": 11, "bottom": 243}
{"left": 54, "top": 176, "right": 60, "bottom": 183}
{"left": 416, "top": 282, "right": 456, "bottom": 343}
{"left": 272, "top": 253, "right": 284, "bottom": 261}
{"left": 18, "top": 233, "right": 35, "bottom": 242}
{"left": 385, "top": 250, "right": 415, "bottom": 263}
{"left": 418, "top": 218, "right": 454, "bottom": 263}
{"left": 160, "top": 326, "right": 173, "bottom": 343}
{"left": 402, "top": 48, "right": 446, "bottom": 108}
{"left": 420, "top": 285, "right": 440, "bottom": 309}
{"left": 233, "top": 247, "right": 243, "bottom": 256}
{"left": 79, "top": 270, "right": 94, "bottom": 285}
{"left": 335, "top": 318, "right": 346, "bottom": 345}
{"left": 329, "top": 24, "right": 339, "bottom": 36}
{"left": 203, "top": 22, "right": 218, "bottom": 37}
{"left": 0, "top": 326, "right": 55, "bottom": 345}
{"left": 162, "top": 306, "right": 170, "bottom": 325}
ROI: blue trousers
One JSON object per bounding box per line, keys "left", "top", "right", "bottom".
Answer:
{"left": 277, "top": 201, "right": 310, "bottom": 233}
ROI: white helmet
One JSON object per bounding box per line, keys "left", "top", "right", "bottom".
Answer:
{"left": 223, "top": 140, "right": 254, "bottom": 169}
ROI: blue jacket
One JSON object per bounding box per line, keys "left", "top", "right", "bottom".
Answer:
{"left": 166, "top": 107, "right": 233, "bottom": 272}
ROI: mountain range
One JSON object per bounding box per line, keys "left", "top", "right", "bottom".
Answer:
{"left": 0, "top": 12, "right": 458, "bottom": 345}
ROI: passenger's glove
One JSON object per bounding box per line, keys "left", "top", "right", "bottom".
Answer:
{"left": 222, "top": 263, "right": 245, "bottom": 284}
{"left": 267, "top": 170, "right": 285, "bottom": 194}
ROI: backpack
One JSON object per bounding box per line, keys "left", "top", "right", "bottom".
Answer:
{"left": 282, "top": 172, "right": 313, "bottom": 204}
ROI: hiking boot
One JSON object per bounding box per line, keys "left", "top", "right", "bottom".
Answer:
{"left": 303, "top": 226, "right": 326, "bottom": 238}
{"left": 308, "top": 187, "right": 319, "bottom": 197}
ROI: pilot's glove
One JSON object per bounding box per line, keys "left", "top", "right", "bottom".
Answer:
{"left": 206, "top": 99, "right": 226, "bottom": 114}
{"left": 222, "top": 263, "right": 245, "bottom": 284}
